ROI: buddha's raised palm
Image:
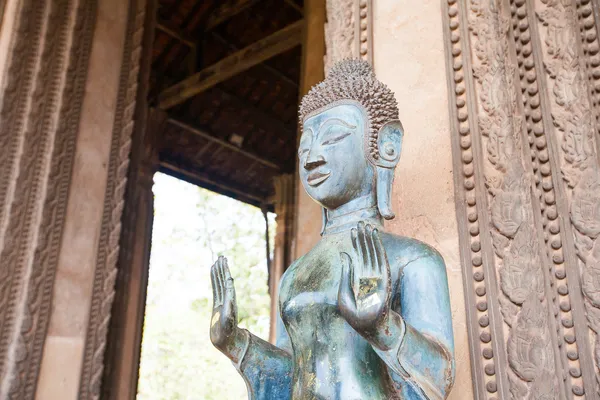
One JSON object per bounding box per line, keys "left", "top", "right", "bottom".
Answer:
{"left": 338, "top": 222, "right": 392, "bottom": 340}
{"left": 209, "top": 256, "right": 238, "bottom": 354}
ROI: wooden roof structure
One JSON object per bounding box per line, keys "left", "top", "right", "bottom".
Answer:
{"left": 151, "top": 0, "right": 304, "bottom": 208}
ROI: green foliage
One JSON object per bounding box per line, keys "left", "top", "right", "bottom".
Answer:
{"left": 137, "top": 173, "right": 274, "bottom": 400}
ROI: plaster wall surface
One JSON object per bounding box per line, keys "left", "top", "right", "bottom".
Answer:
{"left": 372, "top": 1, "right": 474, "bottom": 398}
{"left": 35, "top": 0, "right": 129, "bottom": 397}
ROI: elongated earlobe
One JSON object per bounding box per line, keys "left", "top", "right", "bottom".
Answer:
{"left": 320, "top": 207, "right": 327, "bottom": 236}
{"left": 372, "top": 120, "right": 403, "bottom": 219}
{"left": 377, "top": 168, "right": 396, "bottom": 219}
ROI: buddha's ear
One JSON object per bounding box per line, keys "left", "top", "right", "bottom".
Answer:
{"left": 374, "top": 120, "right": 403, "bottom": 219}
{"left": 375, "top": 120, "right": 403, "bottom": 168}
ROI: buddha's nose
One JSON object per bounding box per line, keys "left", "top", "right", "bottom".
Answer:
{"left": 304, "top": 151, "right": 326, "bottom": 170}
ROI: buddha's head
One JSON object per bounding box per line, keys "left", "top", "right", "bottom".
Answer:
{"left": 298, "top": 59, "right": 403, "bottom": 223}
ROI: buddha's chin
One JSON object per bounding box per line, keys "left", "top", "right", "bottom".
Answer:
{"left": 304, "top": 189, "right": 346, "bottom": 211}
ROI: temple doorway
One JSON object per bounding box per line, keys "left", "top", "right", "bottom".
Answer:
{"left": 136, "top": 173, "right": 274, "bottom": 399}
{"left": 104, "top": 0, "right": 309, "bottom": 397}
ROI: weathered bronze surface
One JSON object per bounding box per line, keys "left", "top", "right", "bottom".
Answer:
{"left": 210, "top": 59, "right": 455, "bottom": 399}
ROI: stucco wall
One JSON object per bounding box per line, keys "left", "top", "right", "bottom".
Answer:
{"left": 372, "top": 1, "right": 473, "bottom": 398}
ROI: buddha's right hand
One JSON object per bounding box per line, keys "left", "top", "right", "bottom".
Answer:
{"left": 210, "top": 256, "right": 241, "bottom": 356}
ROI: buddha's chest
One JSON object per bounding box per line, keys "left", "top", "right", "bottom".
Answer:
{"left": 279, "top": 238, "right": 348, "bottom": 324}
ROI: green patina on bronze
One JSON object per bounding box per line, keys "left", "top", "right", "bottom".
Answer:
{"left": 209, "top": 59, "right": 456, "bottom": 399}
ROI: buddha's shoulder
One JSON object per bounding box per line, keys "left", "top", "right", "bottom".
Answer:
{"left": 379, "top": 231, "right": 445, "bottom": 271}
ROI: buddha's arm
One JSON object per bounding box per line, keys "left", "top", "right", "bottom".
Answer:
{"left": 233, "top": 329, "right": 292, "bottom": 400}
{"left": 210, "top": 257, "right": 292, "bottom": 399}
{"left": 371, "top": 253, "right": 455, "bottom": 400}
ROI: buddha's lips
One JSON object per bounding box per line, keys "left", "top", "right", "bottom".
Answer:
{"left": 307, "top": 171, "right": 331, "bottom": 186}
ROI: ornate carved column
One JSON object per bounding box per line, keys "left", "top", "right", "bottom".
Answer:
{"left": 324, "top": 0, "right": 373, "bottom": 72}
{"left": 0, "top": 1, "right": 98, "bottom": 398}
{"left": 0, "top": 0, "right": 148, "bottom": 398}
{"left": 442, "top": 0, "right": 600, "bottom": 398}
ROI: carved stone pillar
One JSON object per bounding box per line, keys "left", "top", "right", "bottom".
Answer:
{"left": 0, "top": 0, "right": 146, "bottom": 398}
{"left": 442, "top": 0, "right": 600, "bottom": 398}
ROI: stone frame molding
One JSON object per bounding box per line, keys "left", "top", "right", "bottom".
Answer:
{"left": 443, "top": 0, "right": 600, "bottom": 398}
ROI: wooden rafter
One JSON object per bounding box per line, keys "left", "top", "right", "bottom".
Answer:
{"left": 156, "top": 19, "right": 196, "bottom": 48}
{"left": 167, "top": 117, "right": 281, "bottom": 170}
{"left": 158, "top": 20, "right": 303, "bottom": 110}
{"left": 210, "top": 31, "right": 299, "bottom": 88}
{"left": 160, "top": 161, "right": 268, "bottom": 205}
{"left": 205, "top": 0, "right": 261, "bottom": 31}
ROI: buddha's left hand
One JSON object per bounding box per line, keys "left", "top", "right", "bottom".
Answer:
{"left": 338, "top": 222, "right": 395, "bottom": 346}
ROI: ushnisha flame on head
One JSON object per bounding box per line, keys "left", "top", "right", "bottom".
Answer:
{"left": 298, "top": 59, "right": 399, "bottom": 161}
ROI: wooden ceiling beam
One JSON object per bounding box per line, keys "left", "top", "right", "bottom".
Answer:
{"left": 167, "top": 117, "right": 281, "bottom": 170}
{"left": 158, "top": 20, "right": 303, "bottom": 110}
{"left": 160, "top": 161, "right": 268, "bottom": 205}
{"left": 209, "top": 32, "right": 299, "bottom": 88}
{"left": 205, "top": 0, "right": 261, "bottom": 31}
{"left": 156, "top": 19, "right": 196, "bottom": 48}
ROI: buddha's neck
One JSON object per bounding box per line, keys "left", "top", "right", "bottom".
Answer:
{"left": 323, "top": 194, "right": 383, "bottom": 236}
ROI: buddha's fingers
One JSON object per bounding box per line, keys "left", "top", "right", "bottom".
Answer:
{"left": 365, "top": 224, "right": 377, "bottom": 276}
{"left": 371, "top": 228, "right": 382, "bottom": 274}
{"left": 338, "top": 252, "right": 357, "bottom": 309}
{"left": 222, "top": 259, "right": 236, "bottom": 303}
{"left": 357, "top": 222, "right": 370, "bottom": 276}
{"left": 210, "top": 262, "right": 220, "bottom": 306}
{"left": 372, "top": 229, "right": 391, "bottom": 297}
{"left": 351, "top": 227, "right": 362, "bottom": 288}
{"left": 216, "top": 257, "right": 227, "bottom": 304}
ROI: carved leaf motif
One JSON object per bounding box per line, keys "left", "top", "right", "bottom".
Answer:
{"left": 562, "top": 110, "right": 593, "bottom": 167}
{"left": 500, "top": 295, "right": 519, "bottom": 327}
{"left": 571, "top": 168, "right": 600, "bottom": 238}
{"left": 491, "top": 191, "right": 523, "bottom": 237}
{"left": 508, "top": 369, "right": 529, "bottom": 400}
{"left": 507, "top": 294, "right": 554, "bottom": 382}
{"left": 485, "top": 174, "right": 502, "bottom": 196}
{"left": 573, "top": 229, "right": 594, "bottom": 261}
{"left": 479, "top": 115, "right": 492, "bottom": 139}
{"left": 553, "top": 67, "right": 579, "bottom": 108}
{"left": 491, "top": 229, "right": 510, "bottom": 258}
{"left": 582, "top": 266, "right": 600, "bottom": 307}
{"left": 500, "top": 225, "right": 544, "bottom": 304}
{"left": 585, "top": 300, "right": 600, "bottom": 333}
{"left": 561, "top": 165, "right": 580, "bottom": 188}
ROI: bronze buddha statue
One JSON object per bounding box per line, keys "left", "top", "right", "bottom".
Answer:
{"left": 209, "top": 59, "right": 455, "bottom": 400}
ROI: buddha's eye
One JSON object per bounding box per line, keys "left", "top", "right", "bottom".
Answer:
{"left": 321, "top": 128, "right": 351, "bottom": 146}
{"left": 298, "top": 130, "right": 313, "bottom": 157}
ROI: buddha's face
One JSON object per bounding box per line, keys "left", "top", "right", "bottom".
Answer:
{"left": 298, "top": 103, "right": 374, "bottom": 210}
